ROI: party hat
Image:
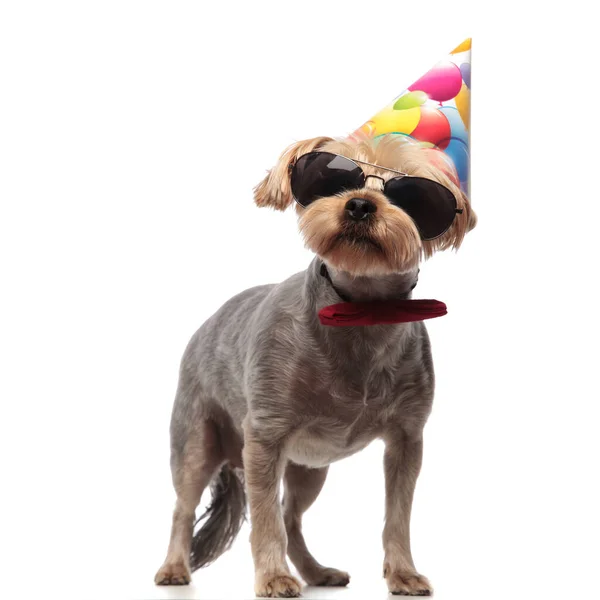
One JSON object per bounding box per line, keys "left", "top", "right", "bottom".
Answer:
{"left": 352, "top": 38, "right": 471, "bottom": 195}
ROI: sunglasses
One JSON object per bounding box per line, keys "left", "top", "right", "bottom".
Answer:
{"left": 290, "top": 151, "right": 463, "bottom": 241}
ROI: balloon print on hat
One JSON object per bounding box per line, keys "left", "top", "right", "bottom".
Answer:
{"left": 393, "top": 91, "right": 428, "bottom": 110}
{"left": 451, "top": 38, "right": 471, "bottom": 54}
{"left": 351, "top": 38, "right": 472, "bottom": 196}
{"left": 460, "top": 62, "right": 471, "bottom": 88}
{"left": 359, "top": 106, "right": 421, "bottom": 137}
{"left": 438, "top": 107, "right": 468, "bottom": 145}
{"left": 437, "top": 108, "right": 469, "bottom": 187}
{"left": 408, "top": 61, "right": 463, "bottom": 102}
{"left": 454, "top": 83, "right": 470, "bottom": 129}
{"left": 422, "top": 147, "right": 461, "bottom": 187}
{"left": 440, "top": 137, "right": 469, "bottom": 189}
{"left": 409, "top": 107, "right": 451, "bottom": 148}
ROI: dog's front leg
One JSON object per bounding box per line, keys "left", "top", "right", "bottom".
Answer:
{"left": 382, "top": 431, "right": 433, "bottom": 596}
{"left": 243, "top": 423, "right": 301, "bottom": 598}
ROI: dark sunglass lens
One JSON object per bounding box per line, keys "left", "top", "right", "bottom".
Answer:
{"left": 291, "top": 152, "right": 364, "bottom": 207}
{"left": 385, "top": 177, "right": 457, "bottom": 240}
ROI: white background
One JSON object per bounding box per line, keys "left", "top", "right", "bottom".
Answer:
{"left": 1, "top": 2, "right": 599, "bottom": 599}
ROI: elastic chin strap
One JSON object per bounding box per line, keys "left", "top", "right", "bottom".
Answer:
{"left": 318, "top": 263, "right": 446, "bottom": 327}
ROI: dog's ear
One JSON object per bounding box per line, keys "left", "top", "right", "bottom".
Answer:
{"left": 461, "top": 191, "right": 477, "bottom": 232}
{"left": 422, "top": 188, "right": 477, "bottom": 257}
{"left": 254, "top": 136, "right": 334, "bottom": 210}
{"left": 460, "top": 191, "right": 477, "bottom": 233}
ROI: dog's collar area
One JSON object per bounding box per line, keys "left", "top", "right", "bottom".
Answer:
{"left": 319, "top": 262, "right": 418, "bottom": 303}
{"left": 318, "top": 263, "right": 446, "bottom": 327}
{"left": 320, "top": 263, "right": 351, "bottom": 302}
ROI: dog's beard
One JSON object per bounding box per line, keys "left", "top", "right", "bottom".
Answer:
{"left": 333, "top": 220, "right": 385, "bottom": 253}
{"left": 297, "top": 195, "right": 421, "bottom": 276}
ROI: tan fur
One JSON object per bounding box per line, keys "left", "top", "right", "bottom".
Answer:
{"left": 382, "top": 431, "right": 433, "bottom": 595}
{"left": 298, "top": 191, "right": 421, "bottom": 276}
{"left": 254, "top": 136, "right": 334, "bottom": 210}
{"left": 283, "top": 463, "right": 350, "bottom": 586}
{"left": 242, "top": 421, "right": 303, "bottom": 598}
{"left": 255, "top": 134, "right": 476, "bottom": 276}
{"left": 154, "top": 420, "right": 224, "bottom": 585}
{"left": 156, "top": 134, "right": 476, "bottom": 597}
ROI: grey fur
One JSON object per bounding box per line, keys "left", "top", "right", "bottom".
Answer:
{"left": 167, "top": 256, "right": 433, "bottom": 565}
{"left": 154, "top": 134, "right": 476, "bottom": 596}
{"left": 172, "top": 257, "right": 432, "bottom": 456}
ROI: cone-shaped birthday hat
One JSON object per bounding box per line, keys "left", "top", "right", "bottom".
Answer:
{"left": 352, "top": 38, "right": 471, "bottom": 195}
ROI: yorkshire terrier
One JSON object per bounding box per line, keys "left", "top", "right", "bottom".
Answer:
{"left": 154, "top": 134, "right": 476, "bottom": 597}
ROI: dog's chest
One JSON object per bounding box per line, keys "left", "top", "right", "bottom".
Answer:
{"left": 283, "top": 391, "right": 393, "bottom": 468}
{"left": 285, "top": 421, "right": 375, "bottom": 469}
{"left": 282, "top": 358, "right": 413, "bottom": 468}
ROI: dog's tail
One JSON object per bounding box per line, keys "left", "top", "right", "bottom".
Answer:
{"left": 189, "top": 464, "right": 246, "bottom": 571}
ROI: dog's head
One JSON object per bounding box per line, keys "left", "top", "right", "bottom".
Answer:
{"left": 255, "top": 135, "right": 476, "bottom": 276}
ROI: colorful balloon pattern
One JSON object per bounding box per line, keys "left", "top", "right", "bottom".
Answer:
{"left": 352, "top": 38, "right": 471, "bottom": 195}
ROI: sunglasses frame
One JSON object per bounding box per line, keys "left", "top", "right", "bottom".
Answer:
{"left": 290, "top": 151, "right": 464, "bottom": 241}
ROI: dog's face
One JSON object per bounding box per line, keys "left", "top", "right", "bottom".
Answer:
{"left": 255, "top": 135, "right": 476, "bottom": 276}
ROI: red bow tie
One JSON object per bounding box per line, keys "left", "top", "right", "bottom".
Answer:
{"left": 318, "top": 299, "right": 447, "bottom": 327}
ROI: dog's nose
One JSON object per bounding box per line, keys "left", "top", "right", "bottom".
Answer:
{"left": 344, "top": 198, "right": 376, "bottom": 221}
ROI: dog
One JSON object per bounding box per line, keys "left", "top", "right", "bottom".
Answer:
{"left": 154, "top": 134, "right": 476, "bottom": 597}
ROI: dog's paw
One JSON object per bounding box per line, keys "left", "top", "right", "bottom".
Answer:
{"left": 255, "top": 572, "right": 302, "bottom": 597}
{"left": 305, "top": 566, "right": 350, "bottom": 587}
{"left": 154, "top": 562, "right": 191, "bottom": 585}
{"left": 386, "top": 571, "right": 432, "bottom": 596}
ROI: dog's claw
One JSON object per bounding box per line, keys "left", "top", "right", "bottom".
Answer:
{"left": 255, "top": 573, "right": 302, "bottom": 598}
{"left": 154, "top": 562, "right": 191, "bottom": 586}
{"left": 386, "top": 571, "right": 432, "bottom": 596}
{"left": 305, "top": 567, "right": 350, "bottom": 587}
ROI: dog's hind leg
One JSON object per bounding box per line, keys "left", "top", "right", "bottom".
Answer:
{"left": 283, "top": 463, "right": 350, "bottom": 587}
{"left": 154, "top": 417, "right": 223, "bottom": 585}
